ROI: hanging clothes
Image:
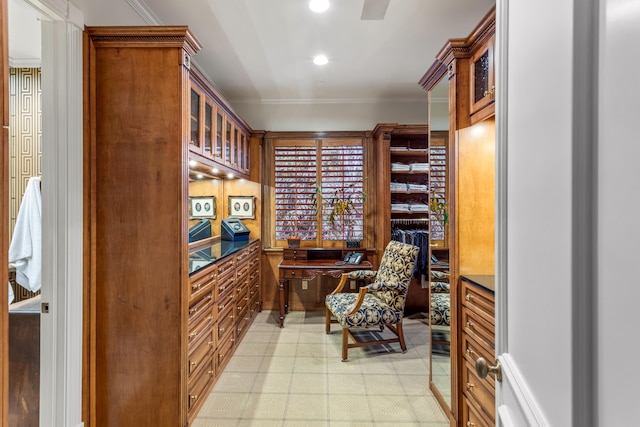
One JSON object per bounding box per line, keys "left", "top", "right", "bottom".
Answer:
{"left": 9, "top": 176, "right": 42, "bottom": 293}
{"left": 391, "top": 227, "right": 429, "bottom": 275}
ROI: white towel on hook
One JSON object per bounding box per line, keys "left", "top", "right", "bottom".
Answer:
{"left": 8, "top": 281, "right": 14, "bottom": 305}
{"left": 8, "top": 176, "right": 42, "bottom": 293}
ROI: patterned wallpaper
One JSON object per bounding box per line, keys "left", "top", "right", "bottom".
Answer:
{"left": 8, "top": 68, "right": 42, "bottom": 241}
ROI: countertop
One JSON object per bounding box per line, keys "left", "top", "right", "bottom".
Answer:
{"left": 189, "top": 238, "right": 258, "bottom": 275}
{"left": 461, "top": 274, "right": 495, "bottom": 293}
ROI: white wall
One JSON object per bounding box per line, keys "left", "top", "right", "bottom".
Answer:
{"left": 232, "top": 99, "right": 428, "bottom": 131}
{"left": 598, "top": 0, "right": 640, "bottom": 424}
{"left": 506, "top": 0, "right": 573, "bottom": 425}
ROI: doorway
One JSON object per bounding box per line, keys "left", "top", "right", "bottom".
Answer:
{"left": 4, "top": 0, "right": 85, "bottom": 425}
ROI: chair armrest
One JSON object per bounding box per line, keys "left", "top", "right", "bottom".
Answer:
{"left": 346, "top": 286, "right": 369, "bottom": 316}
{"left": 329, "top": 274, "right": 350, "bottom": 295}
{"left": 329, "top": 270, "right": 377, "bottom": 295}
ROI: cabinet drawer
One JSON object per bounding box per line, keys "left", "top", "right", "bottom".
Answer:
{"left": 188, "top": 290, "right": 214, "bottom": 326}
{"left": 216, "top": 256, "right": 236, "bottom": 277}
{"left": 188, "top": 328, "right": 215, "bottom": 378}
{"left": 217, "top": 332, "right": 235, "bottom": 369}
{"left": 236, "top": 287, "right": 249, "bottom": 313}
{"left": 462, "top": 393, "right": 495, "bottom": 427}
{"left": 235, "top": 247, "right": 251, "bottom": 265}
{"left": 283, "top": 249, "right": 307, "bottom": 261}
{"left": 187, "top": 354, "right": 215, "bottom": 412}
{"left": 462, "top": 279, "right": 495, "bottom": 324}
{"left": 189, "top": 266, "right": 216, "bottom": 301}
{"left": 236, "top": 261, "right": 251, "bottom": 280}
{"left": 218, "top": 272, "right": 236, "bottom": 298}
{"left": 461, "top": 306, "right": 495, "bottom": 355}
{"left": 236, "top": 309, "right": 250, "bottom": 337}
{"left": 217, "top": 289, "right": 235, "bottom": 314}
{"left": 462, "top": 333, "right": 495, "bottom": 390}
{"left": 249, "top": 266, "right": 261, "bottom": 285}
{"left": 188, "top": 304, "right": 215, "bottom": 344}
{"left": 463, "top": 362, "right": 496, "bottom": 422}
{"left": 217, "top": 305, "right": 235, "bottom": 341}
{"left": 282, "top": 269, "right": 303, "bottom": 279}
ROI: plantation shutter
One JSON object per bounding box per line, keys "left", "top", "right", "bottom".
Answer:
{"left": 320, "top": 145, "right": 364, "bottom": 241}
{"left": 274, "top": 145, "right": 317, "bottom": 240}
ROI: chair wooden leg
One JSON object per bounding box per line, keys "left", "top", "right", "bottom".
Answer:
{"left": 397, "top": 321, "right": 407, "bottom": 352}
{"left": 342, "top": 328, "right": 349, "bottom": 361}
{"left": 325, "top": 306, "right": 331, "bottom": 334}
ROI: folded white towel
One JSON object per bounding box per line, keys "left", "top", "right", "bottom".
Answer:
{"left": 8, "top": 177, "right": 42, "bottom": 292}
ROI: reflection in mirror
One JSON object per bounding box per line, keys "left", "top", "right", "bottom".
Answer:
{"left": 428, "top": 75, "right": 452, "bottom": 408}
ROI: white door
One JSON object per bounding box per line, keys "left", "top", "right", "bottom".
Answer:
{"left": 494, "top": 0, "right": 640, "bottom": 426}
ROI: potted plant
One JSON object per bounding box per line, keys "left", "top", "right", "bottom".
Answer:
{"left": 315, "top": 183, "right": 366, "bottom": 248}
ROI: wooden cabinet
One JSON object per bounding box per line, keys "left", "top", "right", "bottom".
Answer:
{"left": 460, "top": 276, "right": 495, "bottom": 425}
{"left": 186, "top": 240, "right": 261, "bottom": 423}
{"left": 372, "top": 124, "right": 429, "bottom": 312}
{"left": 469, "top": 35, "right": 495, "bottom": 121}
{"left": 84, "top": 26, "right": 260, "bottom": 427}
{"left": 189, "top": 67, "right": 252, "bottom": 177}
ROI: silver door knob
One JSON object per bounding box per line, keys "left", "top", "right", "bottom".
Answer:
{"left": 475, "top": 357, "right": 503, "bottom": 382}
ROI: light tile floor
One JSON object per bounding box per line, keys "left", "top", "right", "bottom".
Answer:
{"left": 193, "top": 310, "right": 449, "bottom": 427}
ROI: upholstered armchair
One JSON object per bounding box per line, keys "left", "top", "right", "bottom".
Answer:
{"left": 325, "top": 241, "right": 419, "bottom": 361}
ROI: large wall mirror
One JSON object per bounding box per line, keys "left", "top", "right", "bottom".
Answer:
{"left": 427, "top": 74, "right": 452, "bottom": 412}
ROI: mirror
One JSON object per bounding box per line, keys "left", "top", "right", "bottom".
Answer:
{"left": 428, "top": 75, "right": 452, "bottom": 409}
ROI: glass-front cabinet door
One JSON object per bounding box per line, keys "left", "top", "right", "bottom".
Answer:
{"left": 189, "top": 87, "right": 201, "bottom": 153}
{"left": 203, "top": 100, "right": 213, "bottom": 157}
{"left": 469, "top": 35, "right": 495, "bottom": 116}
{"left": 215, "top": 110, "right": 223, "bottom": 160}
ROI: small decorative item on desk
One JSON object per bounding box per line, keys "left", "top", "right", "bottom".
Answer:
{"left": 346, "top": 239, "right": 360, "bottom": 249}
{"left": 287, "top": 235, "right": 301, "bottom": 248}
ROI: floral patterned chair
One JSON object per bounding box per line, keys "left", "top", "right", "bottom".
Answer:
{"left": 325, "top": 241, "right": 419, "bottom": 361}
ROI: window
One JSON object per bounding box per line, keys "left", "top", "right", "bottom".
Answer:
{"left": 274, "top": 139, "right": 364, "bottom": 243}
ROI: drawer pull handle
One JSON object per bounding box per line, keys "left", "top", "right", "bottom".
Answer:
{"left": 465, "top": 294, "right": 471, "bottom": 301}
{"left": 466, "top": 348, "right": 475, "bottom": 357}
{"left": 466, "top": 321, "right": 473, "bottom": 330}
{"left": 219, "top": 327, "right": 225, "bottom": 333}
{"left": 208, "top": 341, "right": 214, "bottom": 347}
{"left": 189, "top": 332, "right": 198, "bottom": 339}
{"left": 290, "top": 271, "right": 296, "bottom": 276}
{"left": 190, "top": 394, "right": 198, "bottom": 401}
{"left": 191, "top": 361, "right": 198, "bottom": 367}
{"left": 467, "top": 422, "right": 476, "bottom": 427}
{"left": 208, "top": 315, "right": 214, "bottom": 321}
{"left": 208, "top": 370, "right": 214, "bottom": 376}
{"left": 466, "top": 382, "right": 475, "bottom": 391}
{"left": 219, "top": 353, "right": 225, "bottom": 361}
{"left": 189, "top": 308, "right": 198, "bottom": 315}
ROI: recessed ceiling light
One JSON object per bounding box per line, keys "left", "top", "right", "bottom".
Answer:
{"left": 227, "top": 173, "right": 234, "bottom": 179}
{"left": 189, "top": 160, "right": 197, "bottom": 167}
{"left": 196, "top": 173, "right": 203, "bottom": 179}
{"left": 313, "top": 55, "right": 328, "bottom": 65}
{"left": 309, "top": 0, "right": 329, "bottom": 13}
{"left": 212, "top": 168, "right": 219, "bottom": 174}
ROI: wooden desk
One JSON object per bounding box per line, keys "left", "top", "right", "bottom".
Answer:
{"left": 277, "top": 248, "right": 373, "bottom": 327}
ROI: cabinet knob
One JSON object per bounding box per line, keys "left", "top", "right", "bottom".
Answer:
{"left": 466, "top": 382, "right": 475, "bottom": 391}
{"left": 465, "top": 294, "right": 471, "bottom": 301}
{"left": 290, "top": 271, "right": 296, "bottom": 276}
{"left": 476, "top": 357, "right": 503, "bottom": 382}
{"left": 467, "top": 422, "right": 476, "bottom": 427}
{"left": 190, "top": 394, "right": 198, "bottom": 401}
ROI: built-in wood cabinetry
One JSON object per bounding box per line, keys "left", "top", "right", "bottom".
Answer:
{"left": 83, "top": 26, "right": 260, "bottom": 427}
{"left": 372, "top": 124, "right": 429, "bottom": 312}
{"left": 187, "top": 240, "right": 261, "bottom": 422}
{"left": 420, "top": 6, "right": 496, "bottom": 426}
{"left": 189, "top": 68, "right": 252, "bottom": 177}
{"left": 460, "top": 276, "right": 495, "bottom": 426}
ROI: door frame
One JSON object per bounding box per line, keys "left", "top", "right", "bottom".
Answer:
{"left": 1, "top": 0, "right": 84, "bottom": 426}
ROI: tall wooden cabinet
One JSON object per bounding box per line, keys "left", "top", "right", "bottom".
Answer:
{"left": 83, "top": 26, "right": 260, "bottom": 427}
{"left": 372, "top": 124, "right": 429, "bottom": 311}
{"left": 420, "top": 6, "right": 496, "bottom": 426}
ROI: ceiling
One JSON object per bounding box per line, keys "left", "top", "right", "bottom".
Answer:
{"left": 8, "top": 0, "right": 495, "bottom": 129}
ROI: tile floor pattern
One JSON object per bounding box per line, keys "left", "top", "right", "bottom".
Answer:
{"left": 193, "top": 310, "right": 449, "bottom": 427}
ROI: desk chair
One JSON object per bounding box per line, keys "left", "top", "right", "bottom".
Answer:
{"left": 325, "top": 241, "right": 419, "bottom": 361}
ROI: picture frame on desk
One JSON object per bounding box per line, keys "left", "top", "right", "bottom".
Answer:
{"left": 228, "top": 195, "right": 255, "bottom": 219}
{"left": 189, "top": 196, "right": 216, "bottom": 219}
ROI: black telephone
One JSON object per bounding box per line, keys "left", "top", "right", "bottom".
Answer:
{"left": 343, "top": 252, "right": 364, "bottom": 265}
